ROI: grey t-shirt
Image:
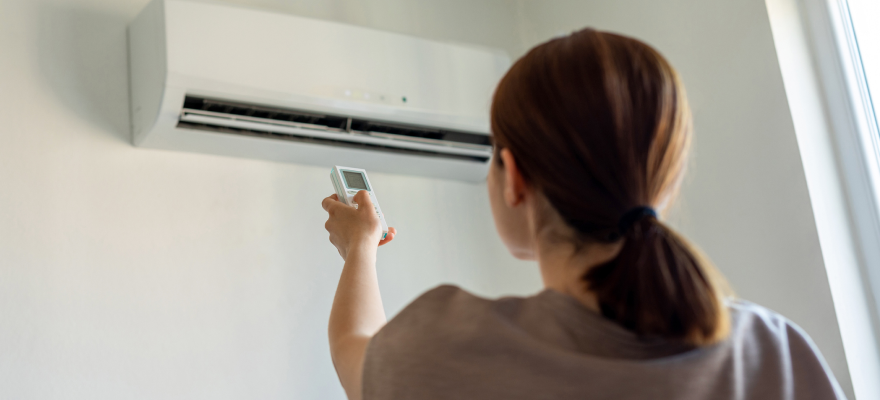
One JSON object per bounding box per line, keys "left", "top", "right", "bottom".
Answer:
{"left": 363, "top": 285, "right": 845, "bottom": 400}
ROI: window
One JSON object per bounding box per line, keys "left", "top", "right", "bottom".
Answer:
{"left": 838, "top": 0, "right": 880, "bottom": 303}
{"left": 843, "top": 0, "right": 880, "bottom": 197}
{"left": 847, "top": 0, "right": 879, "bottom": 138}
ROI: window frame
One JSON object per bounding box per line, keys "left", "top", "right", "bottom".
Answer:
{"left": 767, "top": 0, "right": 880, "bottom": 398}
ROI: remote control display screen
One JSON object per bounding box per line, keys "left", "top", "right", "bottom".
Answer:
{"left": 343, "top": 171, "right": 369, "bottom": 191}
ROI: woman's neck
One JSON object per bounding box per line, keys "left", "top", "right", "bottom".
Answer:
{"left": 537, "top": 239, "right": 623, "bottom": 313}
{"left": 524, "top": 193, "right": 623, "bottom": 312}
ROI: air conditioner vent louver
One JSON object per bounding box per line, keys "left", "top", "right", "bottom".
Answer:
{"left": 176, "top": 121, "right": 488, "bottom": 162}
{"left": 178, "top": 96, "right": 493, "bottom": 162}
{"left": 183, "top": 97, "right": 349, "bottom": 130}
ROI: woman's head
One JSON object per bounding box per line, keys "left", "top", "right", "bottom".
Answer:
{"left": 487, "top": 28, "right": 729, "bottom": 346}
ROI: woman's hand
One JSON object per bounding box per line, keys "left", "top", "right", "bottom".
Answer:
{"left": 322, "top": 191, "right": 397, "bottom": 260}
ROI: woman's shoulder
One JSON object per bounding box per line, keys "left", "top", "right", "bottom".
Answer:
{"left": 726, "top": 299, "right": 812, "bottom": 341}
{"left": 409, "top": 284, "right": 481, "bottom": 307}
{"left": 379, "top": 285, "right": 523, "bottom": 335}
{"left": 725, "top": 299, "right": 819, "bottom": 353}
{"left": 723, "top": 299, "right": 846, "bottom": 397}
{"left": 363, "top": 286, "right": 523, "bottom": 394}
{"left": 368, "top": 285, "right": 534, "bottom": 355}
{"left": 392, "top": 284, "right": 481, "bottom": 319}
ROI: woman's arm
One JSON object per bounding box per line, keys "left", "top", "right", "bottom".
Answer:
{"left": 322, "top": 191, "right": 396, "bottom": 400}
{"left": 328, "top": 243, "right": 385, "bottom": 400}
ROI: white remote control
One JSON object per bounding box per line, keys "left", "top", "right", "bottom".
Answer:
{"left": 330, "top": 166, "right": 389, "bottom": 240}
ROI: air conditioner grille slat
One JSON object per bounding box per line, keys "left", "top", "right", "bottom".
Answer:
{"left": 184, "top": 97, "right": 350, "bottom": 130}
{"left": 178, "top": 96, "right": 493, "bottom": 163}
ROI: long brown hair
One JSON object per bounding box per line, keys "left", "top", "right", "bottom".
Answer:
{"left": 491, "top": 29, "right": 729, "bottom": 345}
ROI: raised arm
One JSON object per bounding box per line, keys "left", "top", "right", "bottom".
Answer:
{"left": 322, "top": 191, "right": 397, "bottom": 400}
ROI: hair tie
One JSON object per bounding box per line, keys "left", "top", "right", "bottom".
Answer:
{"left": 618, "top": 206, "right": 657, "bottom": 235}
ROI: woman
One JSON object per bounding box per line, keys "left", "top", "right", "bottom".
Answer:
{"left": 321, "top": 29, "right": 844, "bottom": 400}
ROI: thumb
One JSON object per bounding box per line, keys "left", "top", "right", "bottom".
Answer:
{"left": 353, "top": 190, "right": 373, "bottom": 211}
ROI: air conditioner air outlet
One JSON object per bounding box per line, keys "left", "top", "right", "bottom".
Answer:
{"left": 177, "top": 95, "right": 494, "bottom": 163}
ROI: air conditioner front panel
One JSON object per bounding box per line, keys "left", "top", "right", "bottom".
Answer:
{"left": 129, "top": 0, "right": 508, "bottom": 182}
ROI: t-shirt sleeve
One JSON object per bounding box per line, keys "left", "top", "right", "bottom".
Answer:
{"left": 361, "top": 285, "right": 475, "bottom": 400}
{"left": 785, "top": 320, "right": 848, "bottom": 400}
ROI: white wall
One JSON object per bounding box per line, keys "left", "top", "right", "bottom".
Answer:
{"left": 0, "top": 0, "right": 539, "bottom": 398}
{"left": 513, "top": 0, "right": 853, "bottom": 397}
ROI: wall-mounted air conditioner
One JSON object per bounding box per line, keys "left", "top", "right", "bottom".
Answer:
{"left": 128, "top": 0, "right": 510, "bottom": 182}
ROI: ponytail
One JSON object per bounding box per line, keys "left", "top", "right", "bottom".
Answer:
{"left": 585, "top": 216, "right": 729, "bottom": 346}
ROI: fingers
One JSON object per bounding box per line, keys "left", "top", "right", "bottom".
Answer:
{"left": 353, "top": 190, "right": 372, "bottom": 212}
{"left": 322, "top": 194, "right": 341, "bottom": 212}
{"left": 378, "top": 227, "right": 397, "bottom": 246}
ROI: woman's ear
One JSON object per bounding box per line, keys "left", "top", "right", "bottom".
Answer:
{"left": 499, "top": 148, "right": 527, "bottom": 207}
